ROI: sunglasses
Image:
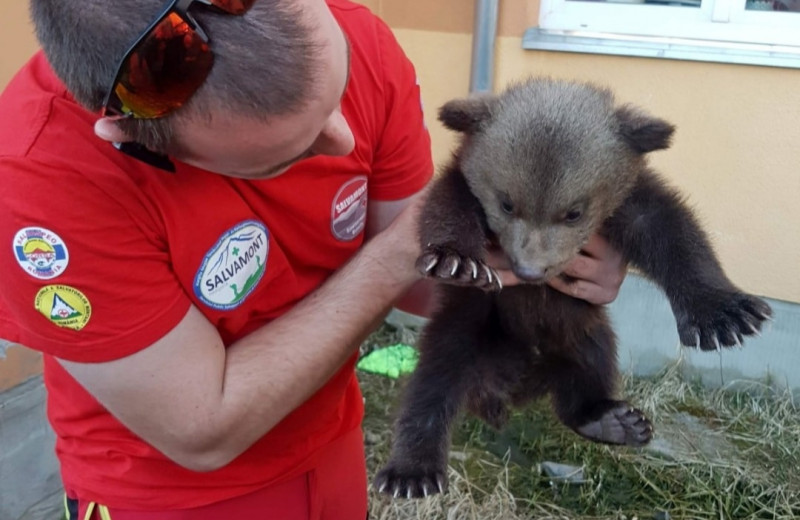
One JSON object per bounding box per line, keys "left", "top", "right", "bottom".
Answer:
{"left": 102, "top": 0, "right": 256, "bottom": 120}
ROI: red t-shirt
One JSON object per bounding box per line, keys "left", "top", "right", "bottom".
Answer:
{"left": 0, "top": 0, "right": 432, "bottom": 510}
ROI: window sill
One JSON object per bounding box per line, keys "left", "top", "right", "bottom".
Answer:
{"left": 522, "top": 28, "right": 800, "bottom": 69}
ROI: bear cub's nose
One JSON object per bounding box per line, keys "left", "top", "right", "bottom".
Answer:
{"left": 512, "top": 263, "right": 546, "bottom": 283}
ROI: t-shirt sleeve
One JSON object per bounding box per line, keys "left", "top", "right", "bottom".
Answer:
{"left": 0, "top": 157, "right": 192, "bottom": 363}
{"left": 367, "top": 18, "right": 434, "bottom": 201}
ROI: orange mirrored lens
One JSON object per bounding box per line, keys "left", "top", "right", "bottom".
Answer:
{"left": 209, "top": 0, "right": 257, "bottom": 14}
{"left": 114, "top": 12, "right": 213, "bottom": 118}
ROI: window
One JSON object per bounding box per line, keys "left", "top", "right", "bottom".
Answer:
{"left": 538, "top": 0, "right": 800, "bottom": 48}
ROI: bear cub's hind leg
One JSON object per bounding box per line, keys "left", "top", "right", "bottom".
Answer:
{"left": 548, "top": 321, "right": 653, "bottom": 447}
{"left": 375, "top": 294, "right": 488, "bottom": 498}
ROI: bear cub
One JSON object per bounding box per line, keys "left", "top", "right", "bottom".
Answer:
{"left": 374, "top": 78, "right": 772, "bottom": 499}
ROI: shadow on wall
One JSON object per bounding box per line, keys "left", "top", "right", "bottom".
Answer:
{"left": 610, "top": 274, "right": 799, "bottom": 392}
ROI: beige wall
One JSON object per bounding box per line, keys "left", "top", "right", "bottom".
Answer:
{"left": 0, "top": 3, "right": 39, "bottom": 89}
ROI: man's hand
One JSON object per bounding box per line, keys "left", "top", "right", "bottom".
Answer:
{"left": 548, "top": 234, "right": 627, "bottom": 305}
{"left": 488, "top": 234, "right": 627, "bottom": 305}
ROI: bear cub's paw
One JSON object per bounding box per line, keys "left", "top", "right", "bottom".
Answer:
{"left": 676, "top": 289, "right": 772, "bottom": 351}
{"left": 416, "top": 246, "right": 502, "bottom": 291}
{"left": 374, "top": 461, "right": 448, "bottom": 499}
{"left": 575, "top": 401, "right": 653, "bottom": 447}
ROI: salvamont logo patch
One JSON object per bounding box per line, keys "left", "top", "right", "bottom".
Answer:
{"left": 194, "top": 220, "right": 269, "bottom": 310}
{"left": 331, "top": 176, "right": 368, "bottom": 241}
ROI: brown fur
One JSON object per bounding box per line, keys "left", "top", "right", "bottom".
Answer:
{"left": 374, "top": 78, "right": 772, "bottom": 499}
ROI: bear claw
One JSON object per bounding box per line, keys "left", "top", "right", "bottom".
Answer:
{"left": 677, "top": 290, "right": 772, "bottom": 351}
{"left": 374, "top": 462, "right": 447, "bottom": 499}
{"left": 416, "top": 247, "right": 502, "bottom": 291}
{"left": 575, "top": 402, "right": 652, "bottom": 447}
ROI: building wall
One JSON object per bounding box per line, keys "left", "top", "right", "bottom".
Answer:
{"left": 0, "top": 3, "right": 39, "bottom": 91}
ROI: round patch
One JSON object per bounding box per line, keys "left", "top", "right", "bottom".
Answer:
{"left": 34, "top": 285, "right": 92, "bottom": 331}
{"left": 193, "top": 220, "right": 269, "bottom": 310}
{"left": 13, "top": 227, "right": 69, "bottom": 280}
{"left": 331, "top": 176, "right": 368, "bottom": 241}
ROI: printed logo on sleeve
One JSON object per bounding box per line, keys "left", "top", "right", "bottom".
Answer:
{"left": 13, "top": 227, "right": 69, "bottom": 280}
{"left": 194, "top": 220, "right": 269, "bottom": 311}
{"left": 34, "top": 285, "right": 92, "bottom": 331}
{"left": 331, "top": 177, "right": 368, "bottom": 242}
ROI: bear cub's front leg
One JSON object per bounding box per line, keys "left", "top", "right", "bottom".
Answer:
{"left": 605, "top": 171, "right": 773, "bottom": 351}
{"left": 417, "top": 166, "right": 502, "bottom": 291}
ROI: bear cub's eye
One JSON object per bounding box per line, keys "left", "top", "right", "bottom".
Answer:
{"left": 564, "top": 209, "right": 583, "bottom": 224}
{"left": 500, "top": 195, "right": 514, "bottom": 215}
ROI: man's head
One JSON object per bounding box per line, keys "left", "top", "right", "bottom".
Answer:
{"left": 31, "top": 0, "right": 354, "bottom": 178}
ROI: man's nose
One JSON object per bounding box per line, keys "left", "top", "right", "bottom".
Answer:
{"left": 311, "top": 109, "right": 355, "bottom": 157}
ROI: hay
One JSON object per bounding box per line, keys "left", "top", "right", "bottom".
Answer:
{"left": 361, "top": 323, "right": 800, "bottom": 520}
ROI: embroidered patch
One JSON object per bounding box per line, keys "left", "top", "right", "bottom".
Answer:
{"left": 331, "top": 176, "right": 368, "bottom": 241}
{"left": 13, "top": 227, "right": 69, "bottom": 280}
{"left": 34, "top": 285, "right": 92, "bottom": 331}
{"left": 193, "top": 220, "right": 269, "bottom": 310}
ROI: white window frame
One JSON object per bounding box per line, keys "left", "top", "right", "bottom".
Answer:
{"left": 539, "top": 0, "right": 800, "bottom": 48}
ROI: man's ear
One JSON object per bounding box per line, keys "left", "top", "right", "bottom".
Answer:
{"left": 438, "top": 95, "right": 494, "bottom": 134}
{"left": 94, "top": 117, "right": 134, "bottom": 143}
{"left": 615, "top": 105, "right": 676, "bottom": 153}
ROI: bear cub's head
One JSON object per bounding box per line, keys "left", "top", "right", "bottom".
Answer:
{"left": 440, "top": 78, "right": 675, "bottom": 283}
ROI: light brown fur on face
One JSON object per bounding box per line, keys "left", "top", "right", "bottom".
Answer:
{"left": 452, "top": 79, "right": 651, "bottom": 281}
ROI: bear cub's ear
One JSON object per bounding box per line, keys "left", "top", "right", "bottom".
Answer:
{"left": 615, "top": 105, "right": 676, "bottom": 153}
{"left": 438, "top": 95, "right": 494, "bottom": 134}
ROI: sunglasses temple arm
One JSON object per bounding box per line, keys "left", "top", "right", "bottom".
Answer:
{"left": 113, "top": 142, "right": 177, "bottom": 173}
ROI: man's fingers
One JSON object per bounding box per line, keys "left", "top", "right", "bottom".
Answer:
{"left": 485, "top": 247, "right": 512, "bottom": 271}
{"left": 560, "top": 255, "right": 593, "bottom": 280}
{"left": 496, "top": 269, "right": 521, "bottom": 288}
{"left": 547, "top": 276, "right": 615, "bottom": 305}
{"left": 579, "top": 233, "right": 610, "bottom": 259}
{"left": 484, "top": 246, "right": 524, "bottom": 287}
{"left": 482, "top": 233, "right": 626, "bottom": 303}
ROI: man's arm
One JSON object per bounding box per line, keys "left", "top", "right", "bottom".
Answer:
{"left": 58, "top": 195, "right": 424, "bottom": 472}
{"left": 366, "top": 191, "right": 439, "bottom": 317}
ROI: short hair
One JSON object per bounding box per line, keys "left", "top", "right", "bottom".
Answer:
{"left": 30, "top": 0, "right": 320, "bottom": 151}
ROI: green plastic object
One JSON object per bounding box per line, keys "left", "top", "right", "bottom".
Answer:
{"left": 357, "top": 344, "right": 418, "bottom": 379}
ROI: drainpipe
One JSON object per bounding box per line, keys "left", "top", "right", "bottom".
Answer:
{"left": 469, "top": 0, "right": 500, "bottom": 94}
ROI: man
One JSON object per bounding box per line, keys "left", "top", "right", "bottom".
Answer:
{"left": 0, "top": 0, "right": 626, "bottom": 517}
